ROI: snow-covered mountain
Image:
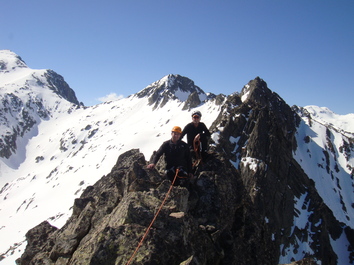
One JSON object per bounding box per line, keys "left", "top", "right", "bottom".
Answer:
{"left": 0, "top": 50, "right": 224, "bottom": 263}
{"left": 0, "top": 50, "right": 353, "bottom": 264}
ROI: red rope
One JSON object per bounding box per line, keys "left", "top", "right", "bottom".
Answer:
{"left": 125, "top": 168, "right": 179, "bottom": 265}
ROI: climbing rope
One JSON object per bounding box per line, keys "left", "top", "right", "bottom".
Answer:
{"left": 192, "top": 138, "right": 202, "bottom": 168}
{"left": 125, "top": 168, "right": 180, "bottom": 265}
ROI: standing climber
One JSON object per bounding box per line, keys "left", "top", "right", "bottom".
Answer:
{"left": 181, "top": 110, "right": 211, "bottom": 160}
{"left": 147, "top": 126, "right": 193, "bottom": 186}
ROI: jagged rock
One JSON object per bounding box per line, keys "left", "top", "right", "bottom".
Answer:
{"left": 18, "top": 221, "right": 58, "bottom": 265}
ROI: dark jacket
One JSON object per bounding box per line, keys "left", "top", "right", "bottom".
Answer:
{"left": 152, "top": 139, "right": 192, "bottom": 174}
{"left": 181, "top": 122, "right": 211, "bottom": 149}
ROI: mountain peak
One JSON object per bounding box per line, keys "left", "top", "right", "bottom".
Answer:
{"left": 240, "top": 77, "right": 269, "bottom": 103}
{"left": 0, "top": 50, "right": 28, "bottom": 71}
{"left": 0, "top": 50, "right": 80, "bottom": 105}
{"left": 134, "top": 74, "right": 207, "bottom": 109}
{"left": 0, "top": 50, "right": 80, "bottom": 159}
{"left": 239, "top": 77, "right": 286, "bottom": 111}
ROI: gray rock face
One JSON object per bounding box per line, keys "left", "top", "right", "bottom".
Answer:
{"left": 17, "top": 77, "right": 353, "bottom": 265}
{"left": 43, "top": 70, "right": 80, "bottom": 106}
{"left": 182, "top": 91, "right": 201, "bottom": 110}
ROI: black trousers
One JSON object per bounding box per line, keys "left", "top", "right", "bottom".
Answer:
{"left": 165, "top": 166, "right": 189, "bottom": 187}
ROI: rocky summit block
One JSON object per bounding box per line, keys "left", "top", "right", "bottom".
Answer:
{"left": 18, "top": 149, "right": 244, "bottom": 265}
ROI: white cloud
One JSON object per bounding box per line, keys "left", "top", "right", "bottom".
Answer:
{"left": 98, "top": 93, "right": 124, "bottom": 102}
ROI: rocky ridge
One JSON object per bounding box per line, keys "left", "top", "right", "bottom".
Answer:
{"left": 17, "top": 77, "right": 354, "bottom": 264}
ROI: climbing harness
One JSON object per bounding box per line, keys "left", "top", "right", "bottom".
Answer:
{"left": 125, "top": 168, "right": 180, "bottom": 265}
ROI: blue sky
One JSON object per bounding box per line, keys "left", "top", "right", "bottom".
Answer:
{"left": 1, "top": 0, "right": 353, "bottom": 114}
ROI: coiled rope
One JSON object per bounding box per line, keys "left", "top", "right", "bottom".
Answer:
{"left": 125, "top": 168, "right": 179, "bottom": 265}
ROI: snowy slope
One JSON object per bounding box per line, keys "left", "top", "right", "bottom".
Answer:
{"left": 0, "top": 77, "right": 222, "bottom": 263}
{"left": 294, "top": 105, "right": 354, "bottom": 227}
{"left": 280, "top": 106, "right": 354, "bottom": 263}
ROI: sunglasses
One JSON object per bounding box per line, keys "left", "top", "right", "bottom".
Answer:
{"left": 193, "top": 115, "right": 200, "bottom": 119}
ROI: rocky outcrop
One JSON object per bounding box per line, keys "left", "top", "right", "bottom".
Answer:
{"left": 19, "top": 221, "right": 58, "bottom": 264}
{"left": 17, "top": 149, "right": 243, "bottom": 264}
{"left": 182, "top": 91, "right": 201, "bottom": 110}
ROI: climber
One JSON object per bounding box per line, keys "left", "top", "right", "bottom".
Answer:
{"left": 147, "top": 126, "right": 193, "bottom": 187}
{"left": 181, "top": 110, "right": 211, "bottom": 160}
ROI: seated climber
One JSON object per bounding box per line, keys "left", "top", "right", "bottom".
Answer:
{"left": 147, "top": 126, "right": 193, "bottom": 187}
{"left": 181, "top": 110, "right": 211, "bottom": 160}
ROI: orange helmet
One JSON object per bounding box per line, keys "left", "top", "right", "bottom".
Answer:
{"left": 171, "top": 126, "right": 182, "bottom": 134}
